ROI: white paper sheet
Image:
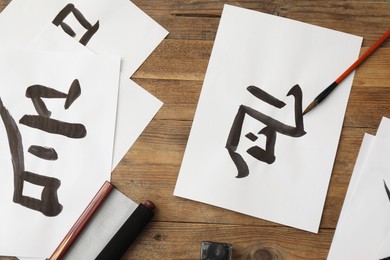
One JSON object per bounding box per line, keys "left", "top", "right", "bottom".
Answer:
{"left": 376, "top": 118, "right": 390, "bottom": 259}
{"left": 332, "top": 134, "right": 374, "bottom": 231}
{"left": 339, "top": 118, "right": 390, "bottom": 211}
{"left": 0, "top": 51, "right": 120, "bottom": 258}
{"left": 328, "top": 136, "right": 390, "bottom": 259}
{"left": 0, "top": 0, "right": 167, "bottom": 258}
{"left": 328, "top": 118, "right": 390, "bottom": 259}
{"left": 0, "top": 0, "right": 168, "bottom": 77}
{"left": 29, "top": 23, "right": 163, "bottom": 169}
{"left": 174, "top": 4, "right": 362, "bottom": 233}
{"left": 377, "top": 232, "right": 390, "bottom": 259}
{"left": 0, "top": 0, "right": 167, "bottom": 168}
{"left": 377, "top": 117, "right": 390, "bottom": 138}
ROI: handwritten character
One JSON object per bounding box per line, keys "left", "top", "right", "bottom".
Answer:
{"left": 0, "top": 79, "right": 86, "bottom": 216}
{"left": 226, "top": 84, "right": 306, "bottom": 178}
{"left": 53, "top": 4, "right": 99, "bottom": 46}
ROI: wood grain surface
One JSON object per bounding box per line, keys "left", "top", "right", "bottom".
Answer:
{"left": 0, "top": 0, "right": 389, "bottom": 259}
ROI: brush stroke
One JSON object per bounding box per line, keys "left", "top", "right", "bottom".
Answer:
{"left": 26, "top": 79, "right": 81, "bottom": 116}
{"left": 247, "top": 85, "right": 285, "bottom": 108}
{"left": 28, "top": 145, "right": 58, "bottom": 160}
{"left": 245, "top": 132, "right": 258, "bottom": 142}
{"left": 65, "top": 79, "right": 81, "bottom": 109}
{"left": 52, "top": 3, "right": 99, "bottom": 46}
{"left": 0, "top": 98, "right": 62, "bottom": 216}
{"left": 22, "top": 80, "right": 86, "bottom": 138}
{"left": 384, "top": 180, "right": 390, "bottom": 203}
{"left": 26, "top": 85, "right": 67, "bottom": 117}
{"left": 226, "top": 84, "right": 306, "bottom": 178}
{"left": 19, "top": 115, "right": 86, "bottom": 138}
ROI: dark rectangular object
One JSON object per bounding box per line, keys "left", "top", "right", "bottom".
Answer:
{"left": 49, "top": 181, "right": 155, "bottom": 260}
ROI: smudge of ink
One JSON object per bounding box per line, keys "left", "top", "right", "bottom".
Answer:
{"left": 53, "top": 4, "right": 99, "bottom": 46}
{"left": 226, "top": 84, "right": 306, "bottom": 178}
{"left": 0, "top": 98, "right": 62, "bottom": 216}
{"left": 28, "top": 145, "right": 58, "bottom": 160}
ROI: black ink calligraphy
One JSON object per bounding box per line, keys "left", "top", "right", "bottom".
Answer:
{"left": 0, "top": 79, "right": 86, "bottom": 216}
{"left": 384, "top": 180, "right": 390, "bottom": 203}
{"left": 53, "top": 3, "right": 99, "bottom": 46}
{"left": 28, "top": 145, "right": 58, "bottom": 160}
{"left": 19, "top": 116, "right": 86, "bottom": 138}
{"left": 0, "top": 98, "right": 62, "bottom": 216}
{"left": 226, "top": 84, "right": 306, "bottom": 178}
{"left": 20, "top": 80, "right": 86, "bottom": 138}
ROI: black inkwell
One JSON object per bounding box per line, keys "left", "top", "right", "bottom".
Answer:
{"left": 200, "top": 241, "right": 232, "bottom": 260}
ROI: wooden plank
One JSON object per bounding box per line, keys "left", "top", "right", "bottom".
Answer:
{"left": 133, "top": 0, "right": 390, "bottom": 17}
{"left": 122, "top": 222, "right": 333, "bottom": 259}
{"left": 134, "top": 40, "right": 390, "bottom": 85}
{"left": 0, "top": 0, "right": 9, "bottom": 11}
{"left": 142, "top": 14, "right": 390, "bottom": 42}
{"left": 111, "top": 124, "right": 373, "bottom": 229}
{"left": 132, "top": 78, "right": 201, "bottom": 121}
{"left": 134, "top": 76, "right": 390, "bottom": 128}
{"left": 132, "top": 0, "right": 389, "bottom": 42}
{"left": 0, "top": 0, "right": 388, "bottom": 43}
{"left": 0, "top": 0, "right": 388, "bottom": 259}
{"left": 346, "top": 86, "right": 390, "bottom": 127}
{"left": 133, "top": 39, "right": 213, "bottom": 81}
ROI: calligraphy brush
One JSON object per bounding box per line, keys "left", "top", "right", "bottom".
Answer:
{"left": 303, "top": 28, "right": 390, "bottom": 116}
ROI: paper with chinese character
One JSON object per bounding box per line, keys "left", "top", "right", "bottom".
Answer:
{"left": 340, "top": 117, "right": 390, "bottom": 211}
{"left": 0, "top": 0, "right": 167, "bottom": 168}
{"left": 0, "top": 0, "right": 168, "bottom": 77}
{"left": 328, "top": 118, "right": 390, "bottom": 259}
{"left": 29, "top": 23, "right": 163, "bottom": 169}
{"left": 174, "top": 4, "right": 362, "bottom": 233}
{"left": 376, "top": 119, "right": 390, "bottom": 259}
{"left": 0, "top": 51, "right": 120, "bottom": 257}
{"left": 328, "top": 138, "right": 390, "bottom": 259}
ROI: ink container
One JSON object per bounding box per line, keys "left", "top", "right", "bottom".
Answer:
{"left": 200, "top": 241, "right": 232, "bottom": 260}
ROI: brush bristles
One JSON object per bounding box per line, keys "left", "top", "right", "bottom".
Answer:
{"left": 303, "top": 100, "right": 318, "bottom": 116}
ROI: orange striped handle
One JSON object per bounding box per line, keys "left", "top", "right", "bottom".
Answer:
{"left": 336, "top": 28, "right": 390, "bottom": 84}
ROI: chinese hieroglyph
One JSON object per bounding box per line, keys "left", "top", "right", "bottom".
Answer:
{"left": 226, "top": 84, "right": 306, "bottom": 178}
{"left": 0, "top": 80, "right": 84, "bottom": 216}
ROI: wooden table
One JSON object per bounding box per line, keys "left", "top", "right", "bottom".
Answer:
{"left": 0, "top": 0, "right": 389, "bottom": 259}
